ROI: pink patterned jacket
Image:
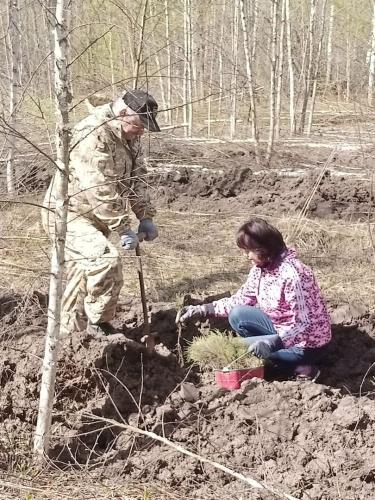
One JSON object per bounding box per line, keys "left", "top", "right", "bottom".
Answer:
{"left": 211, "top": 249, "right": 331, "bottom": 349}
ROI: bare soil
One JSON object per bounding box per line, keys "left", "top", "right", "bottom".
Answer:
{"left": 1, "top": 291, "right": 375, "bottom": 499}
{"left": 148, "top": 139, "right": 374, "bottom": 221}
{"left": 1, "top": 139, "right": 375, "bottom": 499}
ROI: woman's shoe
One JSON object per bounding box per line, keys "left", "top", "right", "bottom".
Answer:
{"left": 294, "top": 364, "right": 321, "bottom": 382}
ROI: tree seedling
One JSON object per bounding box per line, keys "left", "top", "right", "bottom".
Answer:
{"left": 186, "top": 330, "right": 263, "bottom": 371}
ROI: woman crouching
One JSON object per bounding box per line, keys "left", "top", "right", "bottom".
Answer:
{"left": 176, "top": 217, "right": 331, "bottom": 381}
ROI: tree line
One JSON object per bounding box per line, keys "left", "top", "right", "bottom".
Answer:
{"left": 1, "top": 0, "right": 375, "bottom": 191}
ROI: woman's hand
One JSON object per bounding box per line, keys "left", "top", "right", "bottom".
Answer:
{"left": 247, "top": 335, "right": 283, "bottom": 358}
{"left": 176, "top": 304, "right": 213, "bottom": 324}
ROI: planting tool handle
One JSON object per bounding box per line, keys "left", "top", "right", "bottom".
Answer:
{"left": 223, "top": 351, "right": 249, "bottom": 371}
{"left": 135, "top": 235, "right": 150, "bottom": 337}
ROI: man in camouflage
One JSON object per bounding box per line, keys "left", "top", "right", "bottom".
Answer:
{"left": 42, "top": 90, "right": 160, "bottom": 336}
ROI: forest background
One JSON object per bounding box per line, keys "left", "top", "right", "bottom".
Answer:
{"left": 1, "top": 1, "right": 375, "bottom": 497}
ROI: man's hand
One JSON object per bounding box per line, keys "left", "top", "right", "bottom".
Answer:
{"left": 120, "top": 230, "right": 139, "bottom": 250}
{"left": 138, "top": 218, "right": 158, "bottom": 241}
{"left": 176, "top": 304, "right": 213, "bottom": 324}
{"left": 247, "top": 335, "right": 283, "bottom": 359}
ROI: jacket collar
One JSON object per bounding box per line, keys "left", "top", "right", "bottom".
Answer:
{"left": 92, "top": 103, "right": 125, "bottom": 142}
{"left": 256, "top": 247, "right": 296, "bottom": 271}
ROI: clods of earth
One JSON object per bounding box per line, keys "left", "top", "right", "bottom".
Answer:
{"left": 1, "top": 290, "right": 375, "bottom": 499}
{"left": 1, "top": 140, "right": 375, "bottom": 499}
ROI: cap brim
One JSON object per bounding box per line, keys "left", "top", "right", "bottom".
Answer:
{"left": 139, "top": 114, "right": 161, "bottom": 133}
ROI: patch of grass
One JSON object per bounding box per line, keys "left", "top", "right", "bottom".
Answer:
{"left": 0, "top": 199, "right": 50, "bottom": 291}
{"left": 1, "top": 202, "right": 374, "bottom": 313}
{"left": 0, "top": 470, "right": 179, "bottom": 499}
{"left": 186, "top": 329, "right": 263, "bottom": 370}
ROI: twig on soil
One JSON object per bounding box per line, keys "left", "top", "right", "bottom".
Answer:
{"left": 176, "top": 323, "right": 185, "bottom": 366}
{"left": 0, "top": 480, "right": 44, "bottom": 494}
{"left": 0, "top": 260, "right": 46, "bottom": 273}
{"left": 138, "top": 354, "right": 145, "bottom": 427}
{"left": 359, "top": 360, "right": 375, "bottom": 398}
{"left": 84, "top": 413, "right": 300, "bottom": 500}
{"left": 93, "top": 367, "right": 144, "bottom": 425}
{"left": 367, "top": 169, "right": 375, "bottom": 260}
{"left": 88, "top": 332, "right": 146, "bottom": 352}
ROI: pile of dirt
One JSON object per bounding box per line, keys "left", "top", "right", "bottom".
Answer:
{"left": 152, "top": 167, "right": 373, "bottom": 221}
{"left": 6, "top": 138, "right": 373, "bottom": 222}
{"left": 1, "top": 291, "right": 375, "bottom": 499}
{"left": 146, "top": 138, "right": 374, "bottom": 220}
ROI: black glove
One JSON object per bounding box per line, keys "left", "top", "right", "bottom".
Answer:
{"left": 138, "top": 218, "right": 158, "bottom": 241}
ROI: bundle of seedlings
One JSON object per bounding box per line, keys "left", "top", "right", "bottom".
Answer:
{"left": 186, "top": 330, "right": 263, "bottom": 371}
{"left": 187, "top": 330, "right": 265, "bottom": 390}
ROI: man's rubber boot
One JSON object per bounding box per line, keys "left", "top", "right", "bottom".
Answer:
{"left": 86, "top": 321, "right": 116, "bottom": 338}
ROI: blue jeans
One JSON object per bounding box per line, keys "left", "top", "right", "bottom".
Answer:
{"left": 228, "top": 305, "right": 322, "bottom": 366}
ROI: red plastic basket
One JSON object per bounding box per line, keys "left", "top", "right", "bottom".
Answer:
{"left": 215, "top": 366, "right": 265, "bottom": 390}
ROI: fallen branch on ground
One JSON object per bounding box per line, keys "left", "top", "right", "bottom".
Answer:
{"left": 84, "top": 413, "right": 300, "bottom": 500}
{"left": 86, "top": 333, "right": 146, "bottom": 351}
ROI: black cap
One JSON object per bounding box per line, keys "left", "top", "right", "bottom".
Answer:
{"left": 122, "top": 90, "right": 161, "bottom": 132}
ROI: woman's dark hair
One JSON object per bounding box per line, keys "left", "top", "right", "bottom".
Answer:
{"left": 236, "top": 218, "right": 287, "bottom": 263}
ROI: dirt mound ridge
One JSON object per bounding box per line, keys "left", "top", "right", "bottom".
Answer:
{"left": 1, "top": 293, "right": 375, "bottom": 498}
{"left": 153, "top": 167, "right": 373, "bottom": 220}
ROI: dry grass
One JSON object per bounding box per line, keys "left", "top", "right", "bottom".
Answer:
{"left": 186, "top": 329, "right": 263, "bottom": 370}
{"left": 0, "top": 199, "right": 50, "bottom": 292}
{"left": 0, "top": 181, "right": 374, "bottom": 500}
{"left": 1, "top": 201, "right": 374, "bottom": 312}
{"left": 0, "top": 471, "right": 180, "bottom": 499}
{"left": 135, "top": 209, "right": 375, "bottom": 311}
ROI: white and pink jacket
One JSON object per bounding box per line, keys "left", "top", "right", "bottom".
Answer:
{"left": 210, "top": 249, "right": 331, "bottom": 349}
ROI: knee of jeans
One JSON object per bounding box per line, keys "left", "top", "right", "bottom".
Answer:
{"left": 228, "top": 305, "right": 250, "bottom": 334}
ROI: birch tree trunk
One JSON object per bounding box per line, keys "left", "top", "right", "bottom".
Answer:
{"left": 187, "top": 0, "right": 193, "bottom": 135}
{"left": 251, "top": 0, "right": 258, "bottom": 64}
{"left": 299, "top": 0, "right": 317, "bottom": 134}
{"left": 149, "top": 3, "right": 167, "bottom": 112}
{"left": 239, "top": 0, "right": 260, "bottom": 162}
{"left": 108, "top": 28, "right": 116, "bottom": 98}
{"left": 266, "top": 0, "right": 279, "bottom": 165}
{"left": 324, "top": 3, "right": 334, "bottom": 94}
{"left": 34, "top": 0, "right": 71, "bottom": 458}
{"left": 369, "top": 1, "right": 375, "bottom": 107}
{"left": 207, "top": 4, "right": 215, "bottom": 137}
{"left": 207, "top": 50, "right": 214, "bottom": 137}
{"left": 346, "top": 29, "right": 351, "bottom": 102}
{"left": 307, "top": 0, "right": 327, "bottom": 136}
{"left": 183, "top": 0, "right": 193, "bottom": 136}
{"left": 6, "top": 0, "right": 22, "bottom": 195}
{"left": 295, "top": 15, "right": 308, "bottom": 115}
{"left": 133, "top": 0, "right": 148, "bottom": 88}
{"left": 182, "top": 0, "right": 188, "bottom": 131}
{"left": 285, "top": 0, "right": 295, "bottom": 134}
{"left": 230, "top": 0, "right": 239, "bottom": 140}
{"left": 165, "top": 0, "right": 172, "bottom": 124}
{"left": 218, "top": 0, "right": 226, "bottom": 115}
{"left": 275, "top": 0, "right": 286, "bottom": 140}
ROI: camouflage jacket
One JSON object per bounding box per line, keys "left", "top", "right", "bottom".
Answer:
{"left": 43, "top": 103, "right": 156, "bottom": 234}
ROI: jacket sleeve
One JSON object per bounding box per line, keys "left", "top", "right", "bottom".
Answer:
{"left": 127, "top": 139, "right": 156, "bottom": 221}
{"left": 279, "top": 276, "right": 311, "bottom": 344}
{"left": 210, "top": 267, "right": 259, "bottom": 317}
{"left": 74, "top": 128, "right": 131, "bottom": 233}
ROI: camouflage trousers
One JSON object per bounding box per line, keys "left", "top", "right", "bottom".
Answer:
{"left": 42, "top": 213, "right": 123, "bottom": 335}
